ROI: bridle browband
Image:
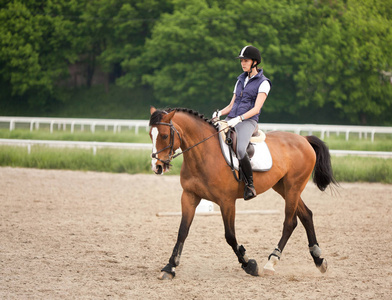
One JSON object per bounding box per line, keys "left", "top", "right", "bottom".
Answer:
{"left": 151, "top": 120, "right": 228, "bottom": 167}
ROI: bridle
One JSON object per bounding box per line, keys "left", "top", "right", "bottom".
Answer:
{"left": 151, "top": 121, "right": 182, "bottom": 167}
{"left": 151, "top": 120, "right": 228, "bottom": 167}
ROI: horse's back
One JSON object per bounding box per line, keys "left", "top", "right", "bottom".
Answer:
{"left": 266, "top": 131, "right": 314, "bottom": 150}
{"left": 264, "top": 131, "right": 316, "bottom": 172}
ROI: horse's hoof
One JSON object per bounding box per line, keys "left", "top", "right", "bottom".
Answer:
{"left": 317, "top": 258, "right": 328, "bottom": 273}
{"left": 242, "top": 259, "right": 259, "bottom": 276}
{"left": 262, "top": 265, "right": 275, "bottom": 276}
{"left": 263, "top": 256, "right": 278, "bottom": 275}
{"left": 158, "top": 271, "right": 174, "bottom": 280}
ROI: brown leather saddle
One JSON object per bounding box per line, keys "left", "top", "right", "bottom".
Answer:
{"left": 225, "top": 126, "right": 261, "bottom": 159}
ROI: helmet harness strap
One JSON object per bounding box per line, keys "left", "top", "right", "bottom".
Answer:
{"left": 248, "top": 60, "right": 258, "bottom": 78}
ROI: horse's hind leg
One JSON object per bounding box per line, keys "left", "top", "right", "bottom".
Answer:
{"left": 220, "top": 202, "right": 260, "bottom": 276}
{"left": 297, "top": 199, "right": 328, "bottom": 273}
{"left": 264, "top": 181, "right": 299, "bottom": 275}
{"left": 158, "top": 191, "right": 200, "bottom": 280}
{"left": 264, "top": 179, "right": 327, "bottom": 275}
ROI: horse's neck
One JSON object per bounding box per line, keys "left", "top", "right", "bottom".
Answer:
{"left": 174, "top": 114, "right": 219, "bottom": 158}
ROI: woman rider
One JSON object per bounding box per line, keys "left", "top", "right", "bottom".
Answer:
{"left": 213, "top": 45, "right": 271, "bottom": 200}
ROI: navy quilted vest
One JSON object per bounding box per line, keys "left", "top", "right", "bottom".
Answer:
{"left": 228, "top": 69, "right": 271, "bottom": 122}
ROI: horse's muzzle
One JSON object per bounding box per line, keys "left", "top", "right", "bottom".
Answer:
{"left": 154, "top": 164, "right": 164, "bottom": 175}
{"left": 152, "top": 160, "right": 171, "bottom": 175}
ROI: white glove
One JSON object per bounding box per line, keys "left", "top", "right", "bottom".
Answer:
{"left": 212, "top": 110, "right": 222, "bottom": 119}
{"left": 227, "top": 116, "right": 242, "bottom": 127}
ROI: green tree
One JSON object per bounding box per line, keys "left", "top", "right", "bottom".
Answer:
{"left": 132, "top": 0, "right": 316, "bottom": 116}
{"left": 239, "top": 0, "right": 312, "bottom": 116}
{"left": 128, "top": 0, "right": 391, "bottom": 124}
{"left": 112, "top": 0, "right": 174, "bottom": 87}
{"left": 131, "top": 0, "right": 248, "bottom": 112}
{"left": 0, "top": 0, "right": 173, "bottom": 110}
{"left": 77, "top": 0, "right": 173, "bottom": 88}
{"left": 1, "top": 0, "right": 390, "bottom": 124}
{"left": 0, "top": 0, "right": 80, "bottom": 107}
{"left": 122, "top": 0, "right": 240, "bottom": 110}
{"left": 294, "top": 0, "right": 392, "bottom": 124}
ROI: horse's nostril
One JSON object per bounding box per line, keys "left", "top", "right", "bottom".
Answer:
{"left": 156, "top": 165, "right": 163, "bottom": 175}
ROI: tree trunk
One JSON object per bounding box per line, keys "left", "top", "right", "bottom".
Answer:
{"left": 360, "top": 113, "right": 367, "bottom": 125}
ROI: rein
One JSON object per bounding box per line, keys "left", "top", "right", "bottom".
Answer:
{"left": 151, "top": 121, "right": 229, "bottom": 165}
{"left": 172, "top": 125, "right": 229, "bottom": 159}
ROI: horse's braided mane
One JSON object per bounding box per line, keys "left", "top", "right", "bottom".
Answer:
{"left": 149, "top": 107, "right": 219, "bottom": 131}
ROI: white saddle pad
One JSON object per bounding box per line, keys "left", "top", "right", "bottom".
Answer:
{"left": 217, "top": 122, "right": 273, "bottom": 172}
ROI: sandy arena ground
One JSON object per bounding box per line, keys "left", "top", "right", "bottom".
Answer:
{"left": 1, "top": 167, "right": 391, "bottom": 299}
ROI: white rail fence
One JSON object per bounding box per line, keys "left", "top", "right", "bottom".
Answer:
{"left": 0, "top": 139, "right": 391, "bottom": 158}
{"left": 0, "top": 116, "right": 149, "bottom": 134}
{"left": 0, "top": 139, "right": 151, "bottom": 155}
{"left": 1, "top": 116, "right": 392, "bottom": 142}
{"left": 259, "top": 123, "right": 392, "bottom": 142}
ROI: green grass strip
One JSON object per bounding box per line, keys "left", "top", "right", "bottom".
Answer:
{"left": 0, "top": 146, "right": 183, "bottom": 175}
{"left": 0, "top": 129, "right": 152, "bottom": 143}
{"left": 331, "top": 156, "right": 392, "bottom": 184}
{"left": 0, "top": 145, "right": 391, "bottom": 183}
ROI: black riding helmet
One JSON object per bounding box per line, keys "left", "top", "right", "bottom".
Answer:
{"left": 236, "top": 45, "right": 261, "bottom": 70}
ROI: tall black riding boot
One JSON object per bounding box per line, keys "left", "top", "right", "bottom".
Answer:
{"left": 239, "top": 154, "right": 256, "bottom": 200}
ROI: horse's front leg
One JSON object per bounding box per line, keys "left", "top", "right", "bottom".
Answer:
{"left": 158, "top": 191, "right": 200, "bottom": 280}
{"left": 221, "top": 202, "right": 260, "bottom": 276}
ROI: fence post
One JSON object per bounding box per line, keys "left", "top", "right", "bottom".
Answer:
{"left": 92, "top": 142, "right": 97, "bottom": 155}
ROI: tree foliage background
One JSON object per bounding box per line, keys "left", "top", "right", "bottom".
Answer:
{"left": 0, "top": 0, "right": 391, "bottom": 125}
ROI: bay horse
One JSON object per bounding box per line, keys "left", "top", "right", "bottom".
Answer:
{"left": 149, "top": 106, "right": 336, "bottom": 279}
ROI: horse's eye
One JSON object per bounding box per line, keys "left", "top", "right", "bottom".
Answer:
{"left": 161, "top": 134, "right": 168, "bottom": 140}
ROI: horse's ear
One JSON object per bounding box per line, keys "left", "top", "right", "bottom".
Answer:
{"left": 165, "top": 110, "right": 176, "bottom": 121}
{"left": 150, "top": 106, "right": 156, "bottom": 115}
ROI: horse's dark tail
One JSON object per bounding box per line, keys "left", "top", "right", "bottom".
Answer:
{"left": 306, "top": 135, "right": 337, "bottom": 191}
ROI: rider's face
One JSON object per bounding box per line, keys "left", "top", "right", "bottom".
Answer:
{"left": 240, "top": 59, "right": 253, "bottom": 72}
